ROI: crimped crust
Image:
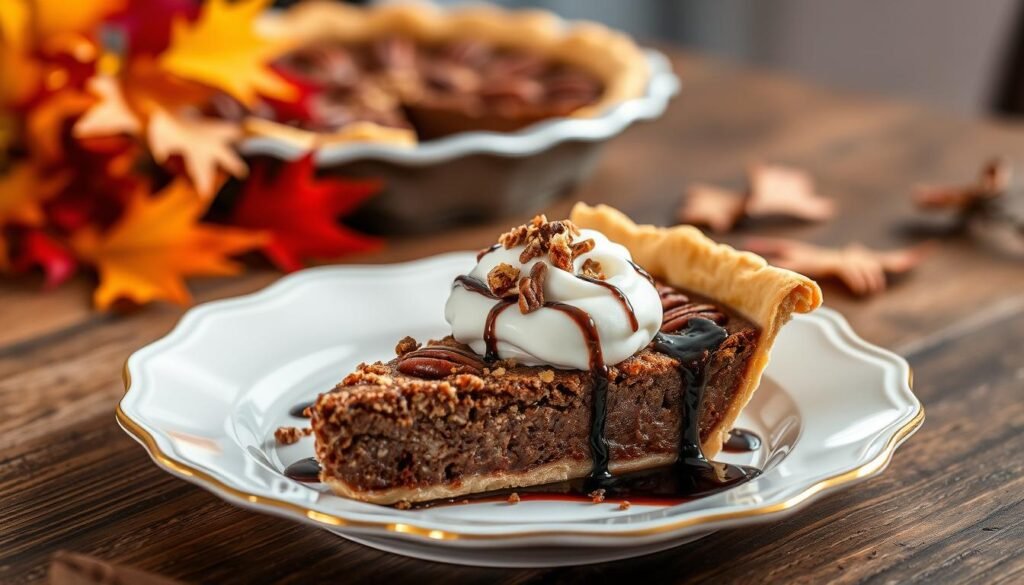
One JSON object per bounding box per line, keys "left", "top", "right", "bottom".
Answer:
{"left": 254, "top": 1, "right": 649, "bottom": 148}
{"left": 570, "top": 203, "right": 823, "bottom": 456}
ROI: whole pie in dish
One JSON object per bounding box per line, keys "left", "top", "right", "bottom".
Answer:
{"left": 242, "top": 2, "right": 650, "bottom": 148}
{"left": 307, "top": 204, "right": 822, "bottom": 505}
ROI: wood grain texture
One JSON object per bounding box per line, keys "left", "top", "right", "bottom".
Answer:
{"left": 2, "top": 50, "right": 1023, "bottom": 584}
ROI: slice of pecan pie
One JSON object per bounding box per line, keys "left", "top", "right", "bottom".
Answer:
{"left": 239, "top": 2, "right": 649, "bottom": 148}
{"left": 310, "top": 204, "right": 821, "bottom": 504}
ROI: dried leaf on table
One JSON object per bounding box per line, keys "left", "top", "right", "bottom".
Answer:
{"left": 70, "top": 179, "right": 266, "bottom": 309}
{"left": 231, "top": 154, "right": 382, "bottom": 272}
{"left": 158, "top": 0, "right": 296, "bottom": 106}
{"left": 746, "top": 237, "right": 934, "bottom": 296}
{"left": 914, "top": 157, "right": 1010, "bottom": 211}
{"left": 147, "top": 108, "right": 247, "bottom": 197}
{"left": 745, "top": 164, "right": 836, "bottom": 221}
{"left": 677, "top": 183, "right": 745, "bottom": 233}
{"left": 73, "top": 76, "right": 143, "bottom": 138}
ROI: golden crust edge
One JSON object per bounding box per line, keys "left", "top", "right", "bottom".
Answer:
{"left": 323, "top": 453, "right": 677, "bottom": 505}
{"left": 252, "top": 1, "right": 650, "bottom": 148}
{"left": 569, "top": 202, "right": 824, "bottom": 457}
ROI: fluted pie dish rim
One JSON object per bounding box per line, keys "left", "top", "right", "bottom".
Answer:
{"left": 117, "top": 251, "right": 922, "bottom": 555}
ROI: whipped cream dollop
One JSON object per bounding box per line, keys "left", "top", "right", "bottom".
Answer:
{"left": 444, "top": 224, "right": 663, "bottom": 370}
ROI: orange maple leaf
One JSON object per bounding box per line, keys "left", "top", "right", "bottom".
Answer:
{"left": 73, "top": 76, "right": 142, "bottom": 138}
{"left": 0, "top": 162, "right": 68, "bottom": 273}
{"left": 26, "top": 88, "right": 96, "bottom": 162}
{"left": 0, "top": 162, "right": 69, "bottom": 227}
{"left": 29, "top": 0, "right": 125, "bottom": 45}
{"left": 70, "top": 179, "right": 266, "bottom": 309}
{"left": 147, "top": 108, "right": 247, "bottom": 197}
{"left": 159, "top": 0, "right": 296, "bottom": 106}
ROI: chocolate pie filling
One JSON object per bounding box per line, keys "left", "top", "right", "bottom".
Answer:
{"left": 309, "top": 282, "right": 761, "bottom": 504}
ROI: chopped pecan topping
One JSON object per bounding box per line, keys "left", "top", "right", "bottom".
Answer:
{"left": 570, "top": 238, "right": 595, "bottom": 259}
{"left": 394, "top": 336, "right": 420, "bottom": 356}
{"left": 487, "top": 263, "right": 521, "bottom": 297}
{"left": 581, "top": 258, "right": 605, "bottom": 280}
{"left": 548, "top": 232, "right": 573, "bottom": 271}
{"left": 658, "top": 285, "right": 728, "bottom": 332}
{"left": 498, "top": 215, "right": 582, "bottom": 271}
{"left": 396, "top": 346, "right": 486, "bottom": 379}
{"left": 517, "top": 262, "right": 547, "bottom": 314}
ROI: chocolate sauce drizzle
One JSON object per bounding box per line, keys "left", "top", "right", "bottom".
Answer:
{"left": 579, "top": 275, "right": 638, "bottom": 332}
{"left": 284, "top": 457, "right": 321, "bottom": 482}
{"left": 723, "top": 428, "right": 762, "bottom": 453}
{"left": 288, "top": 400, "right": 314, "bottom": 418}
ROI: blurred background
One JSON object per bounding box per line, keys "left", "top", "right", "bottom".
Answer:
{"left": 427, "top": 0, "right": 1023, "bottom": 116}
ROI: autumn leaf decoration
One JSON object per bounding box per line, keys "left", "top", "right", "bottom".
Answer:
{"left": 0, "top": 0, "right": 384, "bottom": 309}
{"left": 233, "top": 154, "right": 383, "bottom": 272}
{"left": 71, "top": 180, "right": 266, "bottom": 309}
{"left": 160, "top": 0, "right": 297, "bottom": 106}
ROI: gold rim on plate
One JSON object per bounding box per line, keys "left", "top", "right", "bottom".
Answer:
{"left": 116, "top": 363, "right": 923, "bottom": 541}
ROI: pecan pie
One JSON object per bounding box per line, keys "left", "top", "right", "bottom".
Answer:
{"left": 309, "top": 205, "right": 821, "bottom": 504}
{"left": 240, "top": 2, "right": 650, "bottom": 148}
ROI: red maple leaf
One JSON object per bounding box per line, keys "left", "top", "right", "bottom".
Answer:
{"left": 230, "top": 154, "right": 382, "bottom": 272}
{"left": 12, "top": 229, "right": 78, "bottom": 289}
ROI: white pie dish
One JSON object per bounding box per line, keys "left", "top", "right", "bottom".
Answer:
{"left": 117, "top": 252, "right": 923, "bottom": 567}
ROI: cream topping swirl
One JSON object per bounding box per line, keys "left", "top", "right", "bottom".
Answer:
{"left": 444, "top": 228, "right": 663, "bottom": 370}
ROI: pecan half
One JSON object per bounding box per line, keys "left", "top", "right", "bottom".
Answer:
{"left": 396, "top": 346, "right": 486, "bottom": 379}
{"left": 658, "top": 285, "right": 727, "bottom": 332}
{"left": 517, "top": 262, "right": 547, "bottom": 314}
{"left": 487, "top": 263, "right": 521, "bottom": 297}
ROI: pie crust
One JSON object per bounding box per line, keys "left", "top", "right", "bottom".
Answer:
{"left": 570, "top": 203, "right": 824, "bottom": 456}
{"left": 252, "top": 1, "right": 651, "bottom": 148}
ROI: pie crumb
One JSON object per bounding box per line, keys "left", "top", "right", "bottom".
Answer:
{"left": 274, "top": 426, "right": 311, "bottom": 445}
{"left": 618, "top": 500, "right": 631, "bottom": 511}
{"left": 395, "top": 500, "right": 412, "bottom": 510}
{"left": 588, "top": 489, "right": 606, "bottom": 503}
{"left": 507, "top": 492, "right": 521, "bottom": 505}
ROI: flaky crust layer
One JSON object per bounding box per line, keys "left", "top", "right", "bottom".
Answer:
{"left": 253, "top": 1, "right": 650, "bottom": 148}
{"left": 323, "top": 454, "right": 677, "bottom": 505}
{"left": 570, "top": 203, "right": 823, "bottom": 457}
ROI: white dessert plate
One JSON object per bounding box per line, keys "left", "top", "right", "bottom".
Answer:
{"left": 117, "top": 252, "right": 923, "bottom": 567}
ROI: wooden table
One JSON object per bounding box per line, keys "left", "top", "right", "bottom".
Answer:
{"left": 3, "top": 51, "right": 1023, "bottom": 584}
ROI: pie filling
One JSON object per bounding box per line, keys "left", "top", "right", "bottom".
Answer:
{"left": 237, "top": 37, "right": 605, "bottom": 140}
{"left": 295, "top": 214, "right": 803, "bottom": 506}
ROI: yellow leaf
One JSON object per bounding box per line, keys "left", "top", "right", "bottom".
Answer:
{"left": 0, "top": 162, "right": 69, "bottom": 227}
{"left": 159, "top": 0, "right": 295, "bottom": 106}
{"left": 147, "top": 108, "right": 248, "bottom": 197}
{"left": 71, "top": 179, "right": 267, "bottom": 309}
{"left": 73, "top": 76, "right": 142, "bottom": 138}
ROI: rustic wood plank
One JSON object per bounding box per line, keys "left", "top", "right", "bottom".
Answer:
{"left": 1, "top": 50, "right": 1023, "bottom": 583}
